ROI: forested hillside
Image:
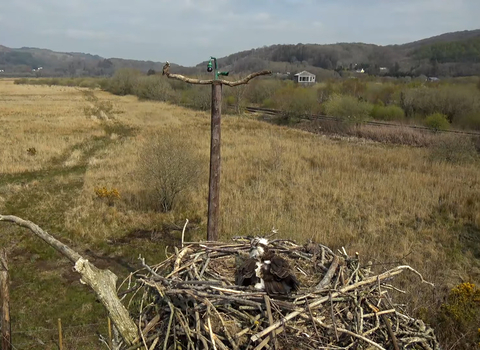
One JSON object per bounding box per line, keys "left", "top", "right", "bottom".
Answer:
{"left": 1, "top": 29, "right": 480, "bottom": 77}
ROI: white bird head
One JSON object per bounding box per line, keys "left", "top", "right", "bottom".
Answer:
{"left": 249, "top": 237, "right": 269, "bottom": 259}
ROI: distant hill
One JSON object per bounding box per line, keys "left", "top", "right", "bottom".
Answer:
{"left": 1, "top": 29, "right": 479, "bottom": 78}
{"left": 201, "top": 29, "right": 480, "bottom": 77}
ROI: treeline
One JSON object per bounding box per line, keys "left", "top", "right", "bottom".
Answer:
{"left": 413, "top": 37, "right": 480, "bottom": 63}
{"left": 14, "top": 69, "right": 480, "bottom": 131}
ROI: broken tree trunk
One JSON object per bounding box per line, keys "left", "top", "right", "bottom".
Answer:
{"left": 1, "top": 249, "right": 11, "bottom": 350}
{"left": 0, "top": 215, "right": 138, "bottom": 346}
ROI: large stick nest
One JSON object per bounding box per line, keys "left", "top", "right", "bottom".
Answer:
{"left": 122, "top": 238, "right": 439, "bottom": 350}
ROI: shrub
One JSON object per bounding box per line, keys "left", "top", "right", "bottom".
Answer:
{"left": 246, "top": 79, "right": 282, "bottom": 105}
{"left": 428, "top": 134, "right": 478, "bottom": 164}
{"left": 107, "top": 68, "right": 141, "bottom": 96}
{"left": 180, "top": 86, "right": 211, "bottom": 111}
{"left": 323, "top": 94, "right": 373, "bottom": 124}
{"left": 136, "top": 132, "right": 204, "bottom": 212}
{"left": 457, "top": 112, "right": 480, "bottom": 131}
{"left": 94, "top": 187, "right": 120, "bottom": 206}
{"left": 425, "top": 113, "right": 450, "bottom": 130}
{"left": 341, "top": 78, "right": 366, "bottom": 98}
{"left": 436, "top": 282, "right": 480, "bottom": 349}
{"left": 400, "top": 85, "right": 478, "bottom": 122}
{"left": 133, "top": 75, "right": 173, "bottom": 102}
{"left": 365, "top": 83, "right": 398, "bottom": 105}
{"left": 370, "top": 104, "right": 405, "bottom": 121}
{"left": 272, "top": 84, "right": 319, "bottom": 118}
{"left": 14, "top": 78, "right": 28, "bottom": 85}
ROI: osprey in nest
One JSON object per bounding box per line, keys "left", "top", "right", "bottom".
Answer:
{"left": 235, "top": 238, "right": 299, "bottom": 296}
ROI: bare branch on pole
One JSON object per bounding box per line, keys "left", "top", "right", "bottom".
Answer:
{"left": 163, "top": 63, "right": 271, "bottom": 86}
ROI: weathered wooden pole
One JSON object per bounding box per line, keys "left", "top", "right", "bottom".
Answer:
{"left": 207, "top": 81, "right": 223, "bottom": 241}
{"left": 163, "top": 61, "right": 271, "bottom": 241}
{"left": 1, "top": 249, "right": 12, "bottom": 350}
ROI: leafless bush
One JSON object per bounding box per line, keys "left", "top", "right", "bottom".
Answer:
{"left": 428, "top": 134, "right": 479, "bottom": 164}
{"left": 136, "top": 132, "right": 205, "bottom": 212}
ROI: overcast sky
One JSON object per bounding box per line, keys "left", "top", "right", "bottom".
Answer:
{"left": 1, "top": 0, "right": 479, "bottom": 66}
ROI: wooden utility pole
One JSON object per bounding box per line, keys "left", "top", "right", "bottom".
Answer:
{"left": 1, "top": 249, "right": 11, "bottom": 350}
{"left": 207, "top": 81, "right": 223, "bottom": 240}
{"left": 163, "top": 60, "right": 271, "bottom": 241}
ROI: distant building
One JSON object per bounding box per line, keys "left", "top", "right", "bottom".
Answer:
{"left": 355, "top": 68, "right": 365, "bottom": 73}
{"left": 293, "top": 71, "right": 316, "bottom": 84}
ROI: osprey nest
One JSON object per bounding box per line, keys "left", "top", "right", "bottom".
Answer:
{"left": 124, "top": 238, "right": 439, "bottom": 350}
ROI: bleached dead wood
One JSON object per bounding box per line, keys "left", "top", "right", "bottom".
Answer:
{"left": 1, "top": 250, "right": 11, "bottom": 350}
{"left": 0, "top": 214, "right": 138, "bottom": 346}
{"left": 163, "top": 63, "right": 271, "bottom": 86}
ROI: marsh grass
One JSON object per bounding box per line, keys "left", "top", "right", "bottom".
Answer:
{"left": 1, "top": 79, "right": 479, "bottom": 348}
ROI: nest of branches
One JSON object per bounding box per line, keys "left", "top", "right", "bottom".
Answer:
{"left": 122, "top": 238, "right": 439, "bottom": 350}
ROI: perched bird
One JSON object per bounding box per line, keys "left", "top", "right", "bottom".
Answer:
{"left": 235, "top": 238, "right": 268, "bottom": 289}
{"left": 235, "top": 238, "right": 299, "bottom": 296}
{"left": 261, "top": 249, "right": 299, "bottom": 296}
{"left": 162, "top": 61, "right": 170, "bottom": 75}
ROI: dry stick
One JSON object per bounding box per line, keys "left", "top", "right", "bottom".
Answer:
{"left": 142, "top": 315, "right": 160, "bottom": 337}
{"left": 315, "top": 318, "right": 386, "bottom": 350}
{"left": 181, "top": 219, "right": 189, "bottom": 248}
{"left": 58, "top": 318, "right": 63, "bottom": 350}
{"left": 306, "top": 302, "right": 320, "bottom": 338}
{"left": 329, "top": 292, "right": 339, "bottom": 342}
{"left": 206, "top": 305, "right": 218, "bottom": 350}
{"left": 199, "top": 256, "right": 210, "bottom": 279}
{"left": 251, "top": 265, "right": 433, "bottom": 343}
{"left": 174, "top": 309, "right": 196, "bottom": 350}
{"left": 124, "top": 333, "right": 162, "bottom": 350}
{"left": 148, "top": 337, "right": 159, "bottom": 350}
{"left": 108, "top": 317, "right": 113, "bottom": 350}
{"left": 206, "top": 300, "right": 239, "bottom": 350}
{"left": 252, "top": 335, "right": 271, "bottom": 350}
{"left": 315, "top": 255, "right": 340, "bottom": 290}
{"left": 363, "top": 309, "right": 396, "bottom": 318}
{"left": 138, "top": 297, "right": 148, "bottom": 350}
{"left": 0, "top": 250, "right": 12, "bottom": 350}
{"left": 174, "top": 246, "right": 193, "bottom": 271}
{"left": 0, "top": 215, "right": 138, "bottom": 345}
{"left": 381, "top": 314, "right": 400, "bottom": 350}
{"left": 194, "top": 301, "right": 202, "bottom": 350}
{"left": 264, "top": 295, "right": 278, "bottom": 350}
{"left": 163, "top": 302, "right": 175, "bottom": 350}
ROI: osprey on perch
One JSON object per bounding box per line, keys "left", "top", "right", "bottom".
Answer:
{"left": 235, "top": 238, "right": 299, "bottom": 296}
{"left": 162, "top": 61, "right": 170, "bottom": 75}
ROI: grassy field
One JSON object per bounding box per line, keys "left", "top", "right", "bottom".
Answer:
{"left": 1, "top": 79, "right": 479, "bottom": 348}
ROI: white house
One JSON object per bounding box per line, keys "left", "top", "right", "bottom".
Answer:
{"left": 293, "top": 71, "right": 316, "bottom": 84}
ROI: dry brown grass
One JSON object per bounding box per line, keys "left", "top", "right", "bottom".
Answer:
{"left": 1, "top": 79, "right": 479, "bottom": 348}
